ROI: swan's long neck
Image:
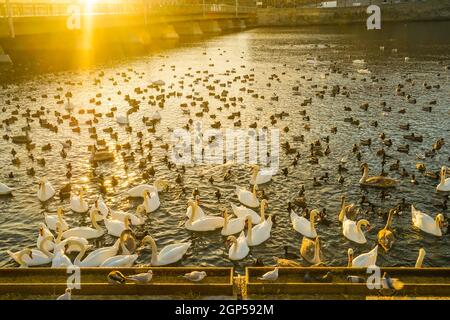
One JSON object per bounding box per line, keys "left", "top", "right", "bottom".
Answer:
{"left": 252, "top": 185, "right": 257, "bottom": 197}
{"left": 260, "top": 203, "right": 265, "bottom": 221}
{"left": 90, "top": 211, "right": 101, "bottom": 231}
{"left": 189, "top": 203, "right": 196, "bottom": 224}
{"left": 145, "top": 237, "right": 159, "bottom": 265}
{"left": 56, "top": 225, "right": 63, "bottom": 243}
{"left": 415, "top": 249, "right": 425, "bottom": 268}
{"left": 347, "top": 251, "right": 353, "bottom": 267}
{"left": 356, "top": 220, "right": 368, "bottom": 234}
{"left": 71, "top": 241, "right": 86, "bottom": 265}
{"left": 252, "top": 168, "right": 258, "bottom": 182}
{"left": 231, "top": 238, "right": 238, "bottom": 252}
{"left": 385, "top": 211, "right": 393, "bottom": 230}
{"left": 313, "top": 239, "right": 320, "bottom": 263}
{"left": 246, "top": 218, "right": 253, "bottom": 244}
{"left": 40, "top": 182, "right": 45, "bottom": 195}
{"left": 39, "top": 236, "right": 54, "bottom": 258}
{"left": 360, "top": 166, "right": 368, "bottom": 183}
{"left": 440, "top": 168, "right": 446, "bottom": 184}
{"left": 223, "top": 210, "right": 229, "bottom": 229}
{"left": 339, "top": 205, "right": 349, "bottom": 223}
{"left": 309, "top": 211, "right": 316, "bottom": 230}
{"left": 340, "top": 196, "right": 346, "bottom": 212}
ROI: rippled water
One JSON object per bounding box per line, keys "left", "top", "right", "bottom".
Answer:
{"left": 0, "top": 21, "right": 449, "bottom": 271}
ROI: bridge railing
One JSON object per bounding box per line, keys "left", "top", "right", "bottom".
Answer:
{"left": 0, "top": 2, "right": 257, "bottom": 18}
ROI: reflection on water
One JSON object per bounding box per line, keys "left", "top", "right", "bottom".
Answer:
{"left": 0, "top": 21, "right": 449, "bottom": 271}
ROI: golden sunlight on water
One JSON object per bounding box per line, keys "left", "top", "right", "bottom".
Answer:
{"left": 0, "top": 22, "right": 449, "bottom": 273}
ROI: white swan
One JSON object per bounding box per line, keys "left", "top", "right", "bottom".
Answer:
{"left": 227, "top": 231, "right": 249, "bottom": 261}
{"left": 352, "top": 59, "right": 366, "bottom": 64}
{"left": 0, "top": 182, "right": 13, "bottom": 195}
{"left": 300, "top": 236, "right": 321, "bottom": 265}
{"left": 232, "top": 199, "right": 267, "bottom": 224}
{"left": 116, "top": 113, "right": 129, "bottom": 125}
{"left": 127, "top": 179, "right": 169, "bottom": 198}
{"left": 436, "top": 166, "right": 450, "bottom": 192}
{"left": 104, "top": 215, "right": 132, "bottom": 237}
{"left": 348, "top": 246, "right": 378, "bottom": 268}
{"left": 185, "top": 201, "right": 224, "bottom": 232}
{"left": 110, "top": 205, "right": 146, "bottom": 226}
{"left": 70, "top": 189, "right": 89, "bottom": 213}
{"left": 8, "top": 236, "right": 54, "bottom": 267}
{"left": 415, "top": 248, "right": 426, "bottom": 268}
{"left": 51, "top": 246, "right": 73, "bottom": 268}
{"left": 54, "top": 222, "right": 92, "bottom": 254}
{"left": 71, "top": 239, "right": 121, "bottom": 267}
{"left": 151, "top": 110, "right": 162, "bottom": 121}
{"left": 142, "top": 190, "right": 161, "bottom": 213}
{"left": 89, "top": 195, "right": 109, "bottom": 221}
{"left": 37, "top": 223, "right": 54, "bottom": 252}
{"left": 62, "top": 209, "right": 104, "bottom": 240}
{"left": 245, "top": 214, "right": 272, "bottom": 246}
{"left": 250, "top": 165, "right": 272, "bottom": 185}
{"left": 37, "top": 177, "right": 55, "bottom": 202}
{"left": 291, "top": 209, "right": 318, "bottom": 238}
{"left": 236, "top": 184, "right": 259, "bottom": 208}
{"left": 100, "top": 254, "right": 138, "bottom": 267}
{"left": 411, "top": 205, "right": 444, "bottom": 237}
{"left": 341, "top": 208, "right": 370, "bottom": 244}
{"left": 186, "top": 197, "right": 206, "bottom": 220}
{"left": 44, "top": 207, "right": 69, "bottom": 231}
{"left": 141, "top": 235, "right": 191, "bottom": 266}
{"left": 221, "top": 208, "right": 245, "bottom": 236}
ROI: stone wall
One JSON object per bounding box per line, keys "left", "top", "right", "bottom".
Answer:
{"left": 257, "top": 0, "right": 450, "bottom": 26}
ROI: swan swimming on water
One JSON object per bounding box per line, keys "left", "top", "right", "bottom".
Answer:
{"left": 348, "top": 246, "right": 378, "bottom": 268}
{"left": 70, "top": 189, "right": 89, "bottom": 213}
{"left": 37, "top": 177, "right": 55, "bottom": 202}
{"left": 44, "top": 207, "right": 69, "bottom": 232}
{"left": 232, "top": 199, "right": 267, "bottom": 224}
{"left": 140, "top": 235, "right": 191, "bottom": 266}
{"left": 250, "top": 165, "right": 272, "bottom": 185}
{"left": 245, "top": 214, "right": 272, "bottom": 246}
{"left": 0, "top": 182, "right": 13, "bottom": 195}
{"left": 411, "top": 205, "right": 444, "bottom": 237}
{"left": 236, "top": 184, "right": 259, "bottom": 208}
{"left": 62, "top": 209, "right": 104, "bottom": 240}
{"left": 436, "top": 166, "right": 450, "bottom": 192}
{"left": 291, "top": 209, "right": 318, "bottom": 238}
{"left": 226, "top": 231, "right": 249, "bottom": 261}
{"left": 185, "top": 201, "right": 224, "bottom": 232}
{"left": 221, "top": 208, "right": 245, "bottom": 236}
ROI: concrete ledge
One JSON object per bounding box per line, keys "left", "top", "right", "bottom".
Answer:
{"left": 199, "top": 20, "right": 222, "bottom": 34}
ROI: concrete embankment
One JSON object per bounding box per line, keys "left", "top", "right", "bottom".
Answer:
{"left": 257, "top": 0, "right": 450, "bottom": 26}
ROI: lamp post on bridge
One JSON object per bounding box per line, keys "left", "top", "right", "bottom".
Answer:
{"left": 203, "top": 0, "right": 205, "bottom": 17}
{"left": 5, "top": 0, "right": 15, "bottom": 38}
{"left": 236, "top": 0, "right": 238, "bottom": 17}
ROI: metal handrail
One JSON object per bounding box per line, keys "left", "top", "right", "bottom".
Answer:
{"left": 1, "top": 3, "right": 257, "bottom": 18}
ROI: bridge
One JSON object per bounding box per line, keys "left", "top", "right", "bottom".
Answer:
{"left": 0, "top": 1, "right": 257, "bottom": 63}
